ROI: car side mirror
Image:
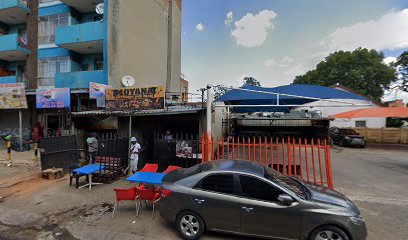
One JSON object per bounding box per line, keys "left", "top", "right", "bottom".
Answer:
{"left": 277, "top": 194, "right": 294, "bottom": 206}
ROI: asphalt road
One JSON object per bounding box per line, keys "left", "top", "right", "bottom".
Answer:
{"left": 0, "top": 146, "right": 407, "bottom": 240}
{"left": 330, "top": 146, "right": 408, "bottom": 240}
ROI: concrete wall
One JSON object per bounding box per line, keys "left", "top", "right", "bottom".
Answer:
{"left": 108, "top": 0, "right": 181, "bottom": 92}
{"left": 169, "top": 0, "right": 182, "bottom": 93}
{"left": 331, "top": 117, "right": 386, "bottom": 128}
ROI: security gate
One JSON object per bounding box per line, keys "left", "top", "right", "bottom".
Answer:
{"left": 39, "top": 135, "right": 78, "bottom": 172}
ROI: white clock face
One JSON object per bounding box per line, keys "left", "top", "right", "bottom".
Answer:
{"left": 122, "top": 75, "right": 135, "bottom": 87}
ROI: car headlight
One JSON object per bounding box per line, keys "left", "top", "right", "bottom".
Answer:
{"left": 350, "top": 215, "right": 365, "bottom": 225}
{"left": 344, "top": 136, "right": 351, "bottom": 140}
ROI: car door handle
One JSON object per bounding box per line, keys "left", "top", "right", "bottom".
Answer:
{"left": 242, "top": 206, "right": 253, "bottom": 212}
{"left": 194, "top": 199, "right": 205, "bottom": 204}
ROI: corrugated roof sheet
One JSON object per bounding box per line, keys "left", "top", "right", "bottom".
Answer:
{"left": 72, "top": 106, "right": 204, "bottom": 117}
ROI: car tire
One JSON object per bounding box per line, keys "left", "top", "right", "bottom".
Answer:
{"left": 309, "top": 225, "right": 350, "bottom": 240}
{"left": 176, "top": 211, "right": 205, "bottom": 240}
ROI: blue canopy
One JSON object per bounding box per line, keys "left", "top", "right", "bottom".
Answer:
{"left": 215, "top": 84, "right": 368, "bottom": 113}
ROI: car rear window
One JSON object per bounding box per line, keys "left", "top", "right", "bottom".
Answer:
{"left": 163, "top": 164, "right": 204, "bottom": 183}
{"left": 339, "top": 129, "right": 358, "bottom": 135}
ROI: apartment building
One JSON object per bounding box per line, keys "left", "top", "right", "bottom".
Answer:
{"left": 0, "top": 0, "right": 182, "bottom": 135}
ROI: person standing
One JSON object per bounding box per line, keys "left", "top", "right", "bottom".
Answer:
{"left": 86, "top": 133, "right": 98, "bottom": 164}
{"left": 164, "top": 130, "right": 173, "bottom": 140}
{"left": 129, "top": 137, "right": 141, "bottom": 174}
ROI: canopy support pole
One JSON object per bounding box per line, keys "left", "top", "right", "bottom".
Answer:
{"left": 19, "top": 110, "right": 23, "bottom": 151}
{"left": 226, "top": 106, "right": 230, "bottom": 134}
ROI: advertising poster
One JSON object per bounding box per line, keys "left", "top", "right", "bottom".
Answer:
{"left": 36, "top": 87, "right": 71, "bottom": 109}
{"left": 105, "top": 86, "right": 165, "bottom": 111}
{"left": 176, "top": 140, "right": 194, "bottom": 158}
{"left": 0, "top": 83, "right": 28, "bottom": 109}
{"left": 89, "top": 82, "right": 112, "bottom": 99}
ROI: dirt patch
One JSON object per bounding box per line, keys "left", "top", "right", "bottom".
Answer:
{"left": 0, "top": 203, "right": 113, "bottom": 240}
{"left": 0, "top": 174, "right": 68, "bottom": 202}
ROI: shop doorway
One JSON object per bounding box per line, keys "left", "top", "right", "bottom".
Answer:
{"left": 46, "top": 114, "right": 62, "bottom": 137}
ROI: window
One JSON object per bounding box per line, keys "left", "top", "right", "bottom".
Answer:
{"left": 355, "top": 121, "right": 366, "bottom": 128}
{"left": 239, "top": 175, "right": 283, "bottom": 202}
{"left": 38, "top": 14, "right": 69, "bottom": 45}
{"left": 264, "top": 167, "right": 308, "bottom": 199}
{"left": 38, "top": 57, "right": 71, "bottom": 86}
{"left": 201, "top": 174, "right": 235, "bottom": 195}
{"left": 164, "top": 164, "right": 204, "bottom": 183}
{"left": 94, "top": 57, "right": 104, "bottom": 70}
{"left": 330, "top": 128, "right": 339, "bottom": 134}
{"left": 339, "top": 129, "right": 358, "bottom": 135}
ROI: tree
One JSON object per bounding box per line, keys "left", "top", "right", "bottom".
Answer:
{"left": 293, "top": 48, "right": 396, "bottom": 101}
{"left": 393, "top": 51, "right": 408, "bottom": 92}
{"left": 213, "top": 85, "right": 231, "bottom": 100}
{"left": 243, "top": 77, "right": 261, "bottom": 87}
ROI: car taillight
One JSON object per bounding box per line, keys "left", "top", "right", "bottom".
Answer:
{"left": 161, "top": 190, "right": 172, "bottom": 198}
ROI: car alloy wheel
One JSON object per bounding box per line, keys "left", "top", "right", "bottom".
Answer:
{"left": 310, "top": 226, "right": 349, "bottom": 240}
{"left": 180, "top": 214, "right": 200, "bottom": 237}
{"left": 314, "top": 230, "right": 343, "bottom": 240}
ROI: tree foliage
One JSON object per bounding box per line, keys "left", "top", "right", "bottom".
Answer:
{"left": 394, "top": 51, "right": 408, "bottom": 92}
{"left": 213, "top": 85, "right": 231, "bottom": 100}
{"left": 243, "top": 77, "right": 261, "bottom": 87}
{"left": 293, "top": 48, "right": 396, "bottom": 101}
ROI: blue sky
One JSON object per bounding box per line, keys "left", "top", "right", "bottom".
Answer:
{"left": 181, "top": 0, "right": 408, "bottom": 96}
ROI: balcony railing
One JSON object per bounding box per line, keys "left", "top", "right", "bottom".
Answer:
{"left": 0, "top": 0, "right": 29, "bottom": 25}
{"left": 0, "top": 33, "right": 30, "bottom": 61}
{"left": 56, "top": 21, "right": 104, "bottom": 45}
{"left": 55, "top": 70, "right": 106, "bottom": 89}
{"left": 0, "top": 75, "right": 17, "bottom": 84}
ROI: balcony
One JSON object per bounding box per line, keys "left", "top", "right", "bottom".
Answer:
{"left": 0, "top": 0, "right": 29, "bottom": 25}
{"left": 55, "top": 21, "right": 104, "bottom": 54}
{"left": 0, "top": 75, "right": 17, "bottom": 84}
{"left": 59, "top": 0, "right": 103, "bottom": 13}
{"left": 55, "top": 70, "right": 106, "bottom": 89}
{"left": 0, "top": 33, "right": 30, "bottom": 61}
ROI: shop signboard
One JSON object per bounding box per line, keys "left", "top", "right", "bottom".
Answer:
{"left": 105, "top": 86, "right": 165, "bottom": 111}
{"left": 0, "top": 83, "right": 28, "bottom": 109}
{"left": 36, "top": 87, "right": 71, "bottom": 109}
{"left": 176, "top": 140, "right": 194, "bottom": 158}
{"left": 89, "top": 82, "right": 112, "bottom": 99}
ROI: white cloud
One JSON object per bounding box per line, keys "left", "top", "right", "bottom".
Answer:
{"left": 383, "top": 56, "right": 397, "bottom": 65}
{"left": 285, "top": 64, "right": 309, "bottom": 78}
{"left": 225, "top": 11, "right": 234, "bottom": 26}
{"left": 231, "top": 10, "right": 278, "bottom": 48}
{"left": 321, "top": 9, "right": 408, "bottom": 52}
{"left": 264, "top": 56, "right": 294, "bottom": 68}
{"left": 282, "top": 56, "right": 294, "bottom": 64}
{"left": 264, "top": 59, "right": 276, "bottom": 67}
{"left": 196, "top": 23, "right": 205, "bottom": 31}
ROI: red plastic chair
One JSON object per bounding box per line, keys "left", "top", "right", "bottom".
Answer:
{"left": 140, "top": 163, "right": 159, "bottom": 173}
{"left": 135, "top": 187, "right": 161, "bottom": 218}
{"left": 112, "top": 188, "right": 136, "bottom": 218}
{"left": 162, "top": 165, "right": 181, "bottom": 174}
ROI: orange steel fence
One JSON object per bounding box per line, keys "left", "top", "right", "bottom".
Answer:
{"left": 202, "top": 135, "right": 334, "bottom": 189}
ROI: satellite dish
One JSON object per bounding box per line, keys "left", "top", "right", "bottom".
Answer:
{"left": 122, "top": 75, "right": 135, "bottom": 87}
{"left": 96, "top": 3, "right": 104, "bottom": 15}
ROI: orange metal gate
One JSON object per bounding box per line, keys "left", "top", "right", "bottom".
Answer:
{"left": 202, "top": 135, "right": 334, "bottom": 189}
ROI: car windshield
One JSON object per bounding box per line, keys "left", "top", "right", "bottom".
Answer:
{"left": 264, "top": 167, "right": 309, "bottom": 199}
{"left": 339, "top": 129, "right": 358, "bottom": 135}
